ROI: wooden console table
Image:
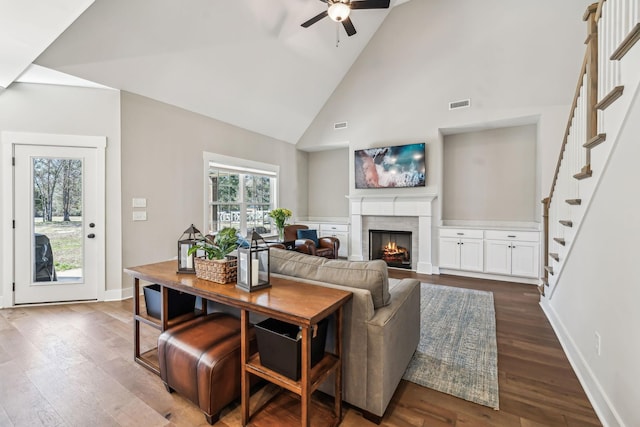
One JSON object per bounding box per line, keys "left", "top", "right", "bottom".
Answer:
{"left": 124, "top": 260, "right": 352, "bottom": 427}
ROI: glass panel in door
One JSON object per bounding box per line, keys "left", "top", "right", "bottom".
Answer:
{"left": 32, "top": 157, "right": 84, "bottom": 283}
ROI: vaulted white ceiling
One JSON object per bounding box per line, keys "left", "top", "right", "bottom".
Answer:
{"left": 0, "top": 0, "right": 95, "bottom": 89}
{"left": 3, "top": 0, "right": 410, "bottom": 143}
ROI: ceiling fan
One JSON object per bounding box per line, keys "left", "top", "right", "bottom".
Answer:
{"left": 301, "top": 0, "right": 391, "bottom": 37}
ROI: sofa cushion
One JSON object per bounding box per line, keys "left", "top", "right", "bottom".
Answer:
{"left": 297, "top": 229, "right": 319, "bottom": 247}
{"left": 269, "top": 248, "right": 390, "bottom": 308}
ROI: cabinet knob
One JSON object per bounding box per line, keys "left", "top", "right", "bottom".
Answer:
{"left": 508, "top": 235, "right": 516, "bottom": 238}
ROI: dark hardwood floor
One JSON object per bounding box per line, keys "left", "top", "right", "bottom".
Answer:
{"left": 0, "top": 272, "right": 601, "bottom": 426}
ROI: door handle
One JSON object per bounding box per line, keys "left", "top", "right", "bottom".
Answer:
{"left": 87, "top": 233, "right": 96, "bottom": 239}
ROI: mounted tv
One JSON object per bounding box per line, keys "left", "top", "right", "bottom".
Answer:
{"left": 354, "top": 142, "right": 426, "bottom": 189}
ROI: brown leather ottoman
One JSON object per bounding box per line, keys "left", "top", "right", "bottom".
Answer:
{"left": 158, "top": 313, "right": 256, "bottom": 424}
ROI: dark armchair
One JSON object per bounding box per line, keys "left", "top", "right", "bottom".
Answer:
{"left": 283, "top": 224, "right": 340, "bottom": 259}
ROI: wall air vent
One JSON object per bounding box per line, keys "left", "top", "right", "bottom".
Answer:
{"left": 449, "top": 99, "right": 471, "bottom": 110}
{"left": 334, "top": 121, "right": 348, "bottom": 130}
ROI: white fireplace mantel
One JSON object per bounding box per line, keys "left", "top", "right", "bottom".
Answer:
{"left": 348, "top": 193, "right": 437, "bottom": 274}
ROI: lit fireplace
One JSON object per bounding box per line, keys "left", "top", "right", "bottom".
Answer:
{"left": 383, "top": 241, "right": 410, "bottom": 263}
{"left": 369, "top": 230, "right": 412, "bottom": 269}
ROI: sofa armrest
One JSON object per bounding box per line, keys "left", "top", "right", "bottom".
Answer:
{"left": 294, "top": 239, "right": 316, "bottom": 255}
{"left": 365, "top": 278, "right": 421, "bottom": 417}
{"left": 318, "top": 236, "right": 339, "bottom": 253}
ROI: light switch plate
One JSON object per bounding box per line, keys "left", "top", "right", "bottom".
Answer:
{"left": 133, "top": 211, "right": 147, "bottom": 221}
{"left": 132, "top": 198, "right": 147, "bottom": 208}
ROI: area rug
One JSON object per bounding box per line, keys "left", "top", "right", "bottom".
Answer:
{"left": 402, "top": 283, "right": 499, "bottom": 409}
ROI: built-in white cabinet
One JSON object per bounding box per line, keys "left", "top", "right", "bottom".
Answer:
{"left": 439, "top": 227, "right": 540, "bottom": 282}
{"left": 484, "top": 230, "right": 539, "bottom": 278}
{"left": 438, "top": 229, "right": 484, "bottom": 272}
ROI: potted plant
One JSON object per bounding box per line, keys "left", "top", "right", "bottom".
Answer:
{"left": 188, "top": 227, "right": 239, "bottom": 283}
{"left": 268, "top": 208, "right": 292, "bottom": 241}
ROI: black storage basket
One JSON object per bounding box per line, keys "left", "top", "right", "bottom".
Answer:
{"left": 143, "top": 284, "right": 196, "bottom": 320}
{"left": 254, "top": 317, "right": 328, "bottom": 381}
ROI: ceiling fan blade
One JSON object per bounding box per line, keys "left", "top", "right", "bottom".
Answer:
{"left": 350, "top": 0, "right": 391, "bottom": 9}
{"left": 301, "top": 10, "right": 329, "bottom": 28}
{"left": 342, "top": 17, "right": 357, "bottom": 36}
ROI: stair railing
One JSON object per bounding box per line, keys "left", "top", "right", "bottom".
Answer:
{"left": 542, "top": 0, "right": 640, "bottom": 298}
{"left": 541, "top": 5, "right": 597, "bottom": 295}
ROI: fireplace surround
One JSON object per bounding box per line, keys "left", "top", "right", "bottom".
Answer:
{"left": 349, "top": 194, "right": 437, "bottom": 274}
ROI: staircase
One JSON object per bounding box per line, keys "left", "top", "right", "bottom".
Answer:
{"left": 540, "top": 0, "right": 640, "bottom": 300}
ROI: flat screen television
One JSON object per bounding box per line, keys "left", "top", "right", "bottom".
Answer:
{"left": 354, "top": 142, "right": 426, "bottom": 189}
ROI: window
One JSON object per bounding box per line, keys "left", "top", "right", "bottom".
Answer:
{"left": 203, "top": 153, "right": 279, "bottom": 237}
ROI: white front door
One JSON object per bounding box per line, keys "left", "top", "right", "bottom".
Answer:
{"left": 13, "top": 143, "right": 103, "bottom": 304}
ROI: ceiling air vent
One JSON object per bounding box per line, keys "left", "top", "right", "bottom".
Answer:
{"left": 334, "top": 121, "right": 348, "bottom": 130}
{"left": 449, "top": 99, "right": 471, "bottom": 110}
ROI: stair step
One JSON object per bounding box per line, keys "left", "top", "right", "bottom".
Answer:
{"left": 542, "top": 276, "right": 549, "bottom": 287}
{"left": 549, "top": 252, "right": 560, "bottom": 262}
{"left": 559, "top": 220, "right": 573, "bottom": 227}
{"left": 574, "top": 167, "right": 593, "bottom": 180}
{"left": 595, "top": 85, "right": 624, "bottom": 110}
{"left": 611, "top": 22, "right": 640, "bottom": 59}
{"left": 553, "top": 237, "right": 566, "bottom": 246}
{"left": 584, "top": 133, "right": 606, "bottom": 149}
{"left": 538, "top": 284, "right": 546, "bottom": 297}
{"left": 544, "top": 266, "right": 554, "bottom": 275}
{"left": 566, "top": 198, "right": 582, "bottom": 205}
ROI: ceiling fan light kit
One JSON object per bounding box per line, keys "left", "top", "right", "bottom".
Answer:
{"left": 328, "top": 2, "right": 351, "bottom": 22}
{"left": 301, "top": 0, "right": 391, "bottom": 38}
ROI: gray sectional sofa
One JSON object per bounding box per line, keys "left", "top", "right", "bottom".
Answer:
{"left": 268, "top": 248, "right": 421, "bottom": 422}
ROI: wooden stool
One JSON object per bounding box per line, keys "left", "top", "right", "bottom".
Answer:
{"left": 157, "top": 313, "right": 255, "bottom": 424}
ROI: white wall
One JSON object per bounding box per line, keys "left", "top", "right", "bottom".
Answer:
{"left": 542, "top": 82, "right": 640, "bottom": 427}
{"left": 307, "top": 148, "right": 349, "bottom": 219}
{"left": 443, "top": 125, "right": 537, "bottom": 223}
{"left": 120, "top": 92, "right": 306, "bottom": 290}
{"left": 0, "top": 82, "right": 122, "bottom": 303}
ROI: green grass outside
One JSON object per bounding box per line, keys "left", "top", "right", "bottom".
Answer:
{"left": 34, "top": 217, "right": 82, "bottom": 271}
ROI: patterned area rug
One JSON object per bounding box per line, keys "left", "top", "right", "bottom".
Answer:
{"left": 403, "top": 283, "right": 499, "bottom": 409}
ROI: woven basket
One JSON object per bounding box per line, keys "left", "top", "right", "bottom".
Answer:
{"left": 194, "top": 257, "right": 237, "bottom": 284}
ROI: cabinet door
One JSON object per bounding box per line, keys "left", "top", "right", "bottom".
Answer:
{"left": 459, "top": 238, "right": 484, "bottom": 272}
{"left": 439, "top": 237, "right": 461, "bottom": 269}
{"left": 511, "top": 242, "right": 539, "bottom": 278}
{"left": 484, "top": 240, "right": 511, "bottom": 275}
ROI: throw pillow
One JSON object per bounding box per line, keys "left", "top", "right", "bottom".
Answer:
{"left": 297, "top": 229, "right": 319, "bottom": 247}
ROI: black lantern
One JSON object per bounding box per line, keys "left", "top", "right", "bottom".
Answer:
{"left": 236, "top": 230, "right": 271, "bottom": 292}
{"left": 177, "top": 224, "right": 204, "bottom": 274}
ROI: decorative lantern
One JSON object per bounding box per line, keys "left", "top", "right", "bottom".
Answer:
{"left": 236, "top": 230, "right": 271, "bottom": 292}
{"left": 177, "top": 224, "right": 204, "bottom": 274}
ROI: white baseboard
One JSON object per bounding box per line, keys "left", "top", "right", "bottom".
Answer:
{"left": 540, "top": 300, "right": 623, "bottom": 427}
{"left": 416, "top": 262, "right": 434, "bottom": 275}
{"left": 104, "top": 286, "right": 133, "bottom": 301}
{"left": 438, "top": 268, "right": 539, "bottom": 285}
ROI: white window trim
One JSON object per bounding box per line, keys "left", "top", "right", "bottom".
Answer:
{"left": 202, "top": 152, "right": 280, "bottom": 236}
